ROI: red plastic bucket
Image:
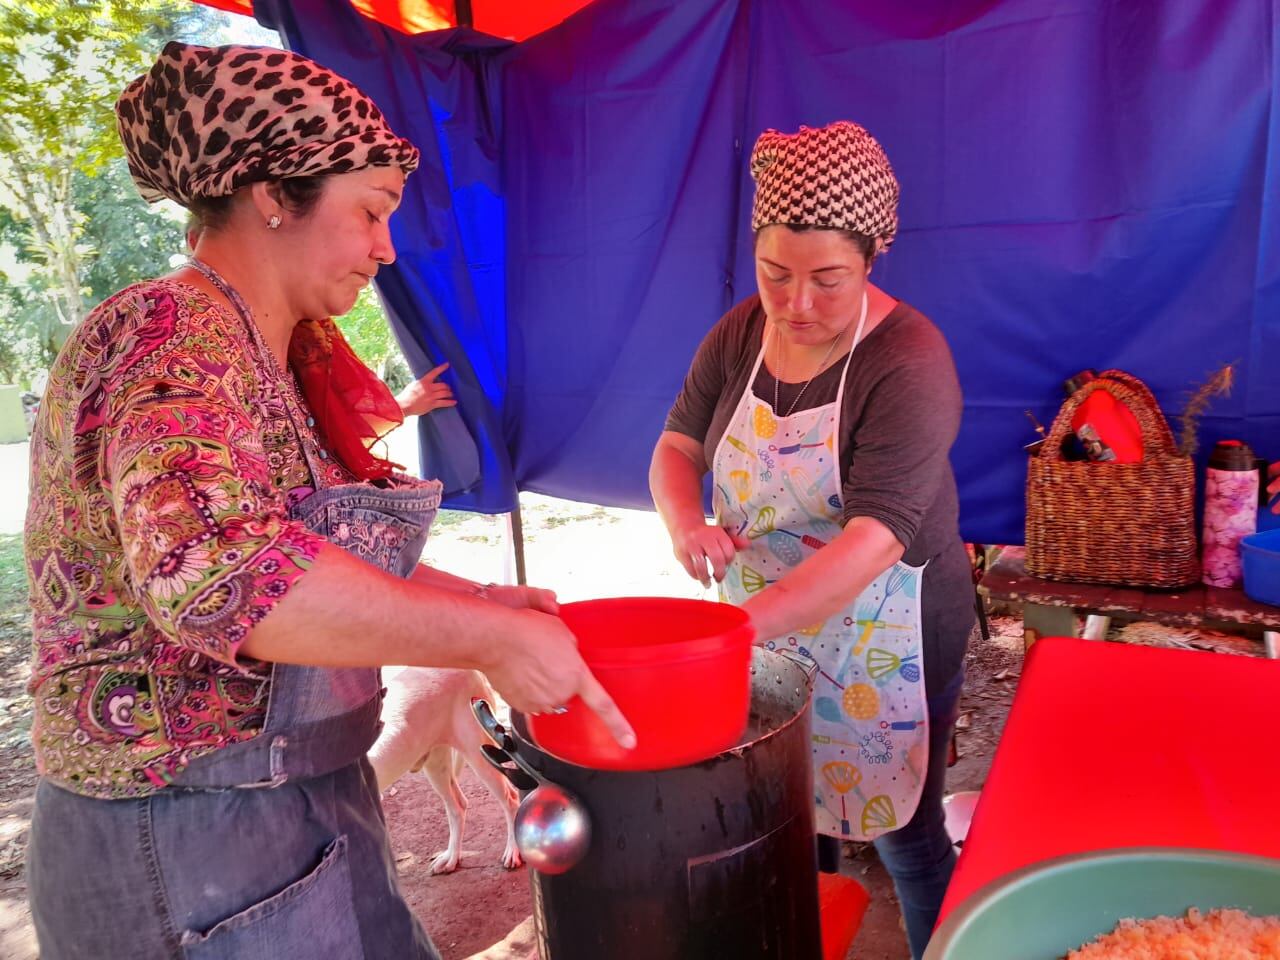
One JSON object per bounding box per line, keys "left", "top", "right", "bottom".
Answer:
{"left": 527, "top": 597, "right": 755, "bottom": 770}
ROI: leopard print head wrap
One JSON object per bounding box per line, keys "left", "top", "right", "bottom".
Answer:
{"left": 116, "top": 41, "right": 419, "bottom": 206}
{"left": 750, "top": 121, "right": 899, "bottom": 248}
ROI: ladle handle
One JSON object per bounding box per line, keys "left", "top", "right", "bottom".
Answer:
{"left": 472, "top": 697, "right": 505, "bottom": 741}
{"left": 471, "top": 698, "right": 546, "bottom": 786}
{"left": 480, "top": 743, "right": 539, "bottom": 792}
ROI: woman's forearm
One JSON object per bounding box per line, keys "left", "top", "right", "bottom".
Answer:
{"left": 743, "top": 517, "right": 904, "bottom": 642}
{"left": 409, "top": 563, "right": 480, "bottom": 592}
{"left": 241, "top": 542, "right": 515, "bottom": 670}
{"left": 649, "top": 432, "right": 710, "bottom": 537}
{"left": 241, "top": 543, "right": 635, "bottom": 745}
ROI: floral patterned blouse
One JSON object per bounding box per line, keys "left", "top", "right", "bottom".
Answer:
{"left": 25, "top": 279, "right": 356, "bottom": 799}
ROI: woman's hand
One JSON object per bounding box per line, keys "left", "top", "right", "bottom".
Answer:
{"left": 395, "top": 363, "right": 456, "bottom": 417}
{"left": 650, "top": 431, "right": 730, "bottom": 585}
{"left": 483, "top": 609, "right": 636, "bottom": 749}
{"left": 672, "top": 521, "right": 750, "bottom": 587}
{"left": 485, "top": 584, "right": 559, "bottom": 614}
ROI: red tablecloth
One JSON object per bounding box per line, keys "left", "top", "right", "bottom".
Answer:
{"left": 938, "top": 637, "right": 1280, "bottom": 923}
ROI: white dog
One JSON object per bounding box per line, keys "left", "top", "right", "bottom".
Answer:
{"left": 370, "top": 666, "right": 523, "bottom": 874}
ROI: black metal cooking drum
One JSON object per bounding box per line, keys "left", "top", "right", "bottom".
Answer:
{"left": 509, "top": 648, "right": 820, "bottom": 960}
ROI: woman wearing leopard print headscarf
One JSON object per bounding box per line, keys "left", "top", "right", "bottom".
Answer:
{"left": 24, "top": 42, "right": 634, "bottom": 959}
{"left": 652, "top": 121, "right": 973, "bottom": 959}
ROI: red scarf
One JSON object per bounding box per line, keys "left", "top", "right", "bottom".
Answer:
{"left": 288, "top": 316, "right": 404, "bottom": 481}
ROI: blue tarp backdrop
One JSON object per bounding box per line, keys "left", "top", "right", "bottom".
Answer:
{"left": 256, "top": 0, "right": 1280, "bottom": 545}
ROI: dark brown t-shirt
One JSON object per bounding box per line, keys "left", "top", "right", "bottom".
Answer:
{"left": 664, "top": 294, "right": 973, "bottom": 700}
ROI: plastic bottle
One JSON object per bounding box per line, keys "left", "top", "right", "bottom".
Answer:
{"left": 1064, "top": 370, "right": 1144, "bottom": 463}
{"left": 1202, "top": 440, "right": 1258, "bottom": 588}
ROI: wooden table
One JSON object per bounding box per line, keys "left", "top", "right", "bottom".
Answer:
{"left": 977, "top": 547, "right": 1280, "bottom": 655}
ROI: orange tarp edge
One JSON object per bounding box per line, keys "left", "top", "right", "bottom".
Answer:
{"left": 192, "top": 0, "right": 454, "bottom": 36}
{"left": 473, "top": 1, "right": 591, "bottom": 40}
{"left": 190, "top": 0, "right": 594, "bottom": 39}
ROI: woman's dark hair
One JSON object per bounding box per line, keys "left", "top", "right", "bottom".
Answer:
{"left": 187, "top": 175, "right": 329, "bottom": 233}
{"left": 753, "top": 223, "right": 879, "bottom": 265}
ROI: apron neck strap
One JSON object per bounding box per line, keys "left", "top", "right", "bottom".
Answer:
{"left": 833, "top": 291, "right": 869, "bottom": 412}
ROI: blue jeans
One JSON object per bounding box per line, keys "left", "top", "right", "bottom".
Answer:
{"left": 871, "top": 672, "right": 963, "bottom": 960}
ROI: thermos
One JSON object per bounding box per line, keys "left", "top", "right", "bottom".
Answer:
{"left": 1064, "top": 370, "right": 1144, "bottom": 463}
{"left": 1202, "top": 440, "right": 1258, "bottom": 588}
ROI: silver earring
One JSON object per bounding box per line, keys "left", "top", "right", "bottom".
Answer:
{"left": 267, "top": 215, "right": 281, "bottom": 230}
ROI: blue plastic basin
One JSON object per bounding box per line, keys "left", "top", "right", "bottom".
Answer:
{"left": 1241, "top": 528, "right": 1280, "bottom": 606}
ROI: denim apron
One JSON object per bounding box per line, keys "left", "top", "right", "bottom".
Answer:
{"left": 28, "top": 262, "right": 445, "bottom": 959}
{"left": 168, "top": 478, "right": 441, "bottom": 791}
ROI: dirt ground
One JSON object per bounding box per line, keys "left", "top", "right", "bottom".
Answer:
{"left": 0, "top": 475, "right": 1266, "bottom": 959}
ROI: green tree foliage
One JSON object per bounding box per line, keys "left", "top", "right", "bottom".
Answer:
{"left": 334, "top": 286, "right": 410, "bottom": 392}
{"left": 0, "top": 1, "right": 214, "bottom": 382}
{"left": 0, "top": 207, "right": 37, "bottom": 383}
{"left": 0, "top": 158, "right": 187, "bottom": 386}
{"left": 77, "top": 159, "right": 185, "bottom": 304}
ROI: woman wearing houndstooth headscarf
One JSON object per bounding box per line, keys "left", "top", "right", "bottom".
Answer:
{"left": 25, "top": 41, "right": 634, "bottom": 960}
{"left": 652, "top": 120, "right": 972, "bottom": 959}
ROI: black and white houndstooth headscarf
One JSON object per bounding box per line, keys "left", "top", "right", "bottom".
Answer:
{"left": 750, "top": 121, "right": 899, "bottom": 248}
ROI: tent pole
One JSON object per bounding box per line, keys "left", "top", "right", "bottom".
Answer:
{"left": 505, "top": 505, "right": 527, "bottom": 586}
{"left": 455, "top": 0, "right": 473, "bottom": 28}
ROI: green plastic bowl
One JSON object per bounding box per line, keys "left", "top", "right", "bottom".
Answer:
{"left": 926, "top": 848, "right": 1280, "bottom": 960}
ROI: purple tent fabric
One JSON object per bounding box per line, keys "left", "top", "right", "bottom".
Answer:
{"left": 258, "top": 0, "right": 1280, "bottom": 544}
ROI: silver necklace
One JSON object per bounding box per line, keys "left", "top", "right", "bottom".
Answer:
{"left": 771, "top": 292, "right": 869, "bottom": 418}
{"left": 773, "top": 332, "right": 842, "bottom": 418}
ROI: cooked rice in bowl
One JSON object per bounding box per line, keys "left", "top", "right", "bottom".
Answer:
{"left": 1066, "top": 907, "right": 1280, "bottom": 959}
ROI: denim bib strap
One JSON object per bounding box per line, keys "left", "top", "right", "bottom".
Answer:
{"left": 289, "top": 480, "right": 442, "bottom": 581}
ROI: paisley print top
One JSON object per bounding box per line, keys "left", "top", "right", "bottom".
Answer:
{"left": 24, "top": 279, "right": 355, "bottom": 798}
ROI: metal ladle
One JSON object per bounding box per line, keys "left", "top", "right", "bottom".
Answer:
{"left": 472, "top": 698, "right": 592, "bottom": 875}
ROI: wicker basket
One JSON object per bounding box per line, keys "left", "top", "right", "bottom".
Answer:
{"left": 1026, "top": 370, "right": 1199, "bottom": 588}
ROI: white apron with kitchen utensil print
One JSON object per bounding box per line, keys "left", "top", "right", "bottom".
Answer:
{"left": 713, "top": 321, "right": 929, "bottom": 842}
